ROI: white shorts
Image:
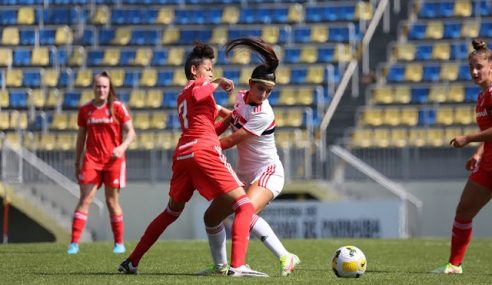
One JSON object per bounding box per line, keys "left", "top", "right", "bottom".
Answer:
{"left": 238, "top": 161, "right": 284, "bottom": 199}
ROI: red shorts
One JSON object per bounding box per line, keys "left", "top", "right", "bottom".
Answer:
{"left": 169, "top": 146, "right": 243, "bottom": 203}
{"left": 469, "top": 165, "right": 492, "bottom": 190}
{"left": 78, "top": 161, "right": 126, "bottom": 189}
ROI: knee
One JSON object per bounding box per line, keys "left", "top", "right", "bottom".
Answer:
{"left": 455, "top": 202, "right": 475, "bottom": 220}
{"left": 203, "top": 209, "right": 216, "bottom": 227}
{"left": 106, "top": 198, "right": 119, "bottom": 210}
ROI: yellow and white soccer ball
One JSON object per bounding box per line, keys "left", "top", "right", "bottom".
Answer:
{"left": 331, "top": 245, "right": 367, "bottom": 278}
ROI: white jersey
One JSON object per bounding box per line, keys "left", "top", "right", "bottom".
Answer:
{"left": 231, "top": 90, "right": 281, "bottom": 176}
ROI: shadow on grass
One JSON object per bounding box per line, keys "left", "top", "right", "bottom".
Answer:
{"left": 34, "top": 272, "right": 199, "bottom": 277}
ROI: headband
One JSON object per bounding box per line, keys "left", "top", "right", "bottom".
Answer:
{"left": 250, "top": 78, "right": 276, "bottom": 86}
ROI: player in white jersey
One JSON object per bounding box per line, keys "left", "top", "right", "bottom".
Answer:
{"left": 198, "top": 38, "right": 300, "bottom": 277}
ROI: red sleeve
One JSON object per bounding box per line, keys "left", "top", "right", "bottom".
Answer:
{"left": 114, "top": 102, "right": 131, "bottom": 124}
{"left": 214, "top": 114, "right": 232, "bottom": 135}
{"left": 191, "top": 78, "right": 215, "bottom": 103}
{"left": 77, "top": 106, "right": 86, "bottom": 127}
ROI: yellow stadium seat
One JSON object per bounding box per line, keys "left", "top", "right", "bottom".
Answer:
{"left": 157, "top": 7, "right": 174, "bottom": 25}
{"left": 102, "top": 48, "right": 120, "bottom": 66}
{"left": 28, "top": 89, "right": 45, "bottom": 108}
{"left": 51, "top": 112, "right": 68, "bottom": 130}
{"left": 75, "top": 69, "right": 92, "bottom": 87}
{"left": 112, "top": 28, "right": 131, "bottom": 45}
{"left": 150, "top": 112, "right": 167, "bottom": 129}
{"left": 46, "top": 89, "right": 62, "bottom": 108}
{"left": 279, "top": 88, "right": 296, "bottom": 105}
{"left": 334, "top": 44, "right": 352, "bottom": 62}
{"left": 0, "top": 112, "right": 9, "bottom": 130}
{"left": 17, "top": 7, "right": 34, "bottom": 25}
{"left": 274, "top": 110, "right": 287, "bottom": 127}
{"left": 461, "top": 20, "right": 479, "bottom": 38}
{"left": 167, "top": 47, "right": 185, "bottom": 66}
{"left": 38, "top": 133, "right": 56, "bottom": 151}
{"left": 0, "top": 90, "right": 8, "bottom": 108}
{"left": 440, "top": 62, "right": 458, "bottom": 81}
{"left": 287, "top": 4, "right": 303, "bottom": 23}
{"left": 213, "top": 66, "right": 223, "bottom": 79}
{"left": 361, "top": 108, "right": 383, "bottom": 126}
{"left": 133, "top": 112, "right": 150, "bottom": 130}
{"left": 11, "top": 111, "right": 28, "bottom": 129}
{"left": 444, "top": 127, "right": 463, "bottom": 142}
{"left": 68, "top": 46, "right": 86, "bottom": 66}
{"left": 1, "top": 27, "right": 19, "bottom": 45}
{"left": 129, "top": 90, "right": 146, "bottom": 109}
{"left": 372, "top": 86, "right": 393, "bottom": 104}
{"left": 261, "top": 26, "right": 279, "bottom": 44}
{"left": 92, "top": 5, "right": 110, "bottom": 25}
{"left": 276, "top": 66, "right": 291, "bottom": 84}
{"left": 0, "top": 48, "right": 13, "bottom": 66}
{"left": 5, "top": 132, "right": 21, "bottom": 150}
{"left": 42, "top": 69, "right": 59, "bottom": 87}
{"left": 400, "top": 107, "right": 418, "bottom": 126}
{"left": 155, "top": 131, "right": 178, "bottom": 150}
{"left": 239, "top": 67, "right": 254, "bottom": 84}
{"left": 394, "top": 43, "right": 415, "bottom": 61}
{"left": 108, "top": 69, "right": 124, "bottom": 87}
{"left": 147, "top": 90, "right": 163, "bottom": 109}
{"left": 299, "top": 46, "right": 317, "bottom": 64}
{"left": 138, "top": 132, "right": 156, "bottom": 150}
{"left": 408, "top": 128, "right": 426, "bottom": 147}
{"left": 210, "top": 27, "right": 228, "bottom": 45}
{"left": 428, "top": 85, "right": 446, "bottom": 103}
{"left": 55, "top": 26, "right": 73, "bottom": 45}
{"left": 426, "top": 128, "right": 445, "bottom": 147}
{"left": 162, "top": 27, "right": 179, "bottom": 45}
{"left": 454, "top": 0, "right": 472, "bottom": 17}
{"left": 173, "top": 69, "right": 187, "bottom": 86}
{"left": 56, "top": 132, "right": 75, "bottom": 150}
{"left": 67, "top": 112, "right": 78, "bottom": 129}
{"left": 435, "top": 106, "right": 454, "bottom": 125}
{"left": 133, "top": 48, "right": 152, "bottom": 66}
{"left": 373, "top": 128, "right": 390, "bottom": 148}
{"left": 293, "top": 129, "right": 310, "bottom": 148}
{"left": 128, "top": 135, "right": 138, "bottom": 150}
{"left": 296, "top": 86, "right": 314, "bottom": 105}
{"left": 230, "top": 49, "right": 251, "bottom": 65}
{"left": 305, "top": 66, "right": 324, "bottom": 84}
{"left": 447, "top": 84, "right": 464, "bottom": 102}
{"left": 431, "top": 42, "right": 450, "bottom": 60}
{"left": 425, "top": 21, "right": 444, "bottom": 39}
{"left": 22, "top": 132, "right": 36, "bottom": 150}
{"left": 454, "top": 105, "right": 474, "bottom": 125}
{"left": 404, "top": 63, "right": 423, "bottom": 82}
{"left": 390, "top": 128, "right": 408, "bottom": 148}
{"left": 275, "top": 130, "right": 292, "bottom": 148}
{"left": 351, "top": 128, "right": 373, "bottom": 148}
{"left": 355, "top": 1, "right": 373, "bottom": 20}
{"left": 383, "top": 107, "right": 401, "bottom": 126}
{"left": 80, "top": 89, "right": 93, "bottom": 105}
{"left": 6, "top": 69, "right": 23, "bottom": 87}
{"left": 140, "top": 69, "right": 157, "bottom": 87}
{"left": 31, "top": 47, "right": 50, "bottom": 66}
{"left": 311, "top": 25, "right": 328, "bottom": 43}
{"left": 222, "top": 6, "right": 239, "bottom": 24}
{"left": 394, "top": 85, "right": 411, "bottom": 104}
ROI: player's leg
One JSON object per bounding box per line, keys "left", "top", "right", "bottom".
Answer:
{"left": 104, "top": 166, "right": 126, "bottom": 253}
{"left": 432, "top": 177, "right": 492, "bottom": 273}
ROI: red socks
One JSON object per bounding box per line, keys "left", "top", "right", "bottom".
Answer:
{"left": 111, "top": 214, "right": 124, "bottom": 244}
{"left": 70, "top": 211, "right": 87, "bottom": 243}
{"left": 449, "top": 218, "right": 473, "bottom": 266}
{"left": 230, "top": 195, "right": 254, "bottom": 268}
{"left": 129, "top": 206, "right": 182, "bottom": 266}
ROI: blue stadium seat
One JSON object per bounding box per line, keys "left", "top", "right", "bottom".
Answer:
{"left": 410, "top": 87, "right": 429, "bottom": 104}
{"left": 178, "top": 30, "right": 212, "bottom": 45}
{"left": 58, "top": 70, "right": 71, "bottom": 87}
{"left": 472, "top": 0, "right": 492, "bottom": 16}
{"left": 13, "top": 49, "right": 31, "bottom": 66}
{"left": 293, "top": 27, "right": 311, "bottom": 43}
{"left": 407, "top": 23, "right": 426, "bottom": 40}
{"left": 464, "top": 86, "right": 479, "bottom": 102}
{"left": 290, "top": 67, "right": 307, "bottom": 84}
{"left": 119, "top": 50, "right": 136, "bottom": 65}
{"left": 458, "top": 64, "right": 471, "bottom": 81}
{"left": 213, "top": 90, "right": 228, "bottom": 106}
{"left": 63, "top": 90, "right": 80, "bottom": 109}
{"left": 162, "top": 90, "right": 178, "bottom": 108}
{"left": 318, "top": 47, "right": 335, "bottom": 63}
{"left": 23, "top": 70, "right": 41, "bottom": 87}
{"left": 418, "top": 2, "right": 453, "bottom": 18}
{"left": 99, "top": 29, "right": 115, "bottom": 45}
{"left": 284, "top": 47, "right": 301, "bottom": 64}
{"left": 19, "top": 30, "right": 36, "bottom": 45}
{"left": 450, "top": 42, "right": 468, "bottom": 60}
{"left": 479, "top": 21, "right": 492, "bottom": 37}
{"left": 268, "top": 89, "right": 279, "bottom": 105}
{"left": 39, "top": 28, "right": 56, "bottom": 45}
{"left": 422, "top": 64, "right": 441, "bottom": 81}
{"left": 387, "top": 65, "right": 405, "bottom": 82}
{"left": 166, "top": 112, "right": 180, "bottom": 129}
{"left": 223, "top": 68, "right": 240, "bottom": 83}
{"left": 118, "top": 90, "right": 130, "bottom": 104}
{"left": 151, "top": 50, "right": 168, "bottom": 66}
{"left": 87, "top": 50, "right": 104, "bottom": 66}
{"left": 0, "top": 10, "right": 17, "bottom": 25}
{"left": 415, "top": 44, "right": 432, "bottom": 60}
{"left": 443, "top": 22, "right": 461, "bottom": 38}
{"left": 157, "top": 70, "right": 174, "bottom": 86}
{"left": 9, "top": 90, "right": 28, "bottom": 108}
{"left": 418, "top": 108, "right": 436, "bottom": 126}
{"left": 124, "top": 71, "right": 140, "bottom": 87}
{"left": 228, "top": 28, "right": 261, "bottom": 42}
{"left": 81, "top": 30, "right": 95, "bottom": 45}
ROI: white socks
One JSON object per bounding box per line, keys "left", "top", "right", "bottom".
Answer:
{"left": 250, "top": 214, "right": 289, "bottom": 258}
{"left": 206, "top": 223, "right": 228, "bottom": 266}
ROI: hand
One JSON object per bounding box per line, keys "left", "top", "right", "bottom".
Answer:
{"left": 74, "top": 162, "right": 80, "bottom": 182}
{"left": 465, "top": 155, "right": 480, "bottom": 171}
{"left": 215, "top": 77, "right": 234, "bottom": 93}
{"left": 112, "top": 146, "right": 125, "bottom": 159}
{"left": 450, "top": 135, "right": 468, "bottom": 148}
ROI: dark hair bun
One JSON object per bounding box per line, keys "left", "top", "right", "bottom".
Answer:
{"left": 472, "top": 38, "right": 487, "bottom": 51}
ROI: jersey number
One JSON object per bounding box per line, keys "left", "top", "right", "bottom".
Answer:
{"left": 178, "top": 100, "right": 188, "bottom": 129}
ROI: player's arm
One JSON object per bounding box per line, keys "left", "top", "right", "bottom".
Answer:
{"left": 75, "top": 127, "right": 87, "bottom": 167}
{"left": 193, "top": 78, "right": 234, "bottom": 102}
{"left": 220, "top": 128, "right": 254, "bottom": 150}
{"left": 451, "top": 127, "right": 492, "bottom": 147}
{"left": 215, "top": 113, "right": 232, "bottom": 135}
{"left": 112, "top": 120, "right": 136, "bottom": 159}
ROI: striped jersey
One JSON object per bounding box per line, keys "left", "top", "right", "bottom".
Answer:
{"left": 475, "top": 85, "right": 492, "bottom": 170}
{"left": 231, "top": 90, "right": 280, "bottom": 174}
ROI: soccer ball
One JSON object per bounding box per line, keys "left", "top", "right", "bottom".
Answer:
{"left": 331, "top": 245, "right": 367, "bottom": 278}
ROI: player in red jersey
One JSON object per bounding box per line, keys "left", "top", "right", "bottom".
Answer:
{"left": 432, "top": 39, "right": 492, "bottom": 274}
{"left": 67, "top": 71, "right": 136, "bottom": 255}
{"left": 118, "top": 42, "right": 268, "bottom": 277}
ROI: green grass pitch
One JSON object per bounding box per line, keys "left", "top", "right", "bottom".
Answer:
{"left": 1, "top": 239, "right": 491, "bottom": 284}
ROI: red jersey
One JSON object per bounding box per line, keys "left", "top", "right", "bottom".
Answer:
{"left": 78, "top": 100, "right": 131, "bottom": 170}
{"left": 475, "top": 86, "right": 492, "bottom": 170}
{"left": 175, "top": 78, "right": 220, "bottom": 156}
